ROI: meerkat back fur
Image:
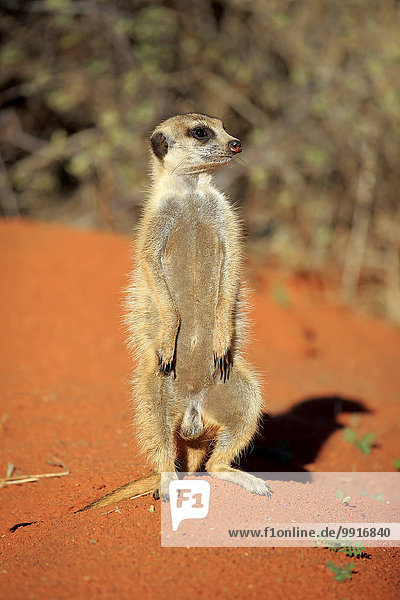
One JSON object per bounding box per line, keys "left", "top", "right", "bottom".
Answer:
{"left": 78, "top": 113, "right": 270, "bottom": 512}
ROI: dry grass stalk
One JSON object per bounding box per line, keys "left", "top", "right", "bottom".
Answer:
{"left": 0, "top": 458, "right": 70, "bottom": 487}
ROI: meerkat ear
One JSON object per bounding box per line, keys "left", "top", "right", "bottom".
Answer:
{"left": 150, "top": 131, "right": 168, "bottom": 159}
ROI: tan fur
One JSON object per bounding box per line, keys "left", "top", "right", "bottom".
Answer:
{"left": 79, "top": 113, "right": 270, "bottom": 512}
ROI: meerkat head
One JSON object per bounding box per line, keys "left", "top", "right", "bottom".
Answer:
{"left": 149, "top": 113, "right": 242, "bottom": 176}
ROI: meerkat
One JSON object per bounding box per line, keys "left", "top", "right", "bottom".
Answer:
{"left": 78, "top": 113, "right": 271, "bottom": 512}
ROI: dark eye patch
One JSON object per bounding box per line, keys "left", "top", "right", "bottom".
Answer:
{"left": 189, "top": 126, "right": 215, "bottom": 141}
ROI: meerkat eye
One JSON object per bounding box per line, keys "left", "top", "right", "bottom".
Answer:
{"left": 191, "top": 126, "right": 213, "bottom": 141}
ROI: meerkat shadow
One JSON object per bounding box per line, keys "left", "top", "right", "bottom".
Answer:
{"left": 240, "top": 395, "right": 371, "bottom": 473}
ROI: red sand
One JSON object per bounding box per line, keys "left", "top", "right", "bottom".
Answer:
{"left": 0, "top": 219, "right": 399, "bottom": 599}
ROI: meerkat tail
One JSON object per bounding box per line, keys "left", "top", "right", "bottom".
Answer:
{"left": 75, "top": 473, "right": 160, "bottom": 513}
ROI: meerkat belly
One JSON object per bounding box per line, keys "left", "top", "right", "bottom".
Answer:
{"left": 163, "top": 220, "right": 220, "bottom": 393}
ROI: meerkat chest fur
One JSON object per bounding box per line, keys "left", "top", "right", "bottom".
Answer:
{"left": 156, "top": 174, "right": 232, "bottom": 314}
{"left": 152, "top": 181, "right": 240, "bottom": 395}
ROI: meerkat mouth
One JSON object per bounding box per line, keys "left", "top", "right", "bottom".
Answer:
{"left": 207, "top": 155, "right": 234, "bottom": 165}
{"left": 213, "top": 156, "right": 233, "bottom": 163}
{"left": 181, "top": 157, "right": 233, "bottom": 174}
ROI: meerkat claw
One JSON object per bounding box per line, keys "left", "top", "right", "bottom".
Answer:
{"left": 157, "top": 354, "right": 173, "bottom": 376}
{"left": 213, "top": 350, "right": 232, "bottom": 382}
{"left": 154, "top": 488, "right": 170, "bottom": 502}
{"left": 265, "top": 485, "right": 273, "bottom": 499}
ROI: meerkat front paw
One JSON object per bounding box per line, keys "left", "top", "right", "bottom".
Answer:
{"left": 157, "top": 330, "right": 177, "bottom": 376}
{"left": 213, "top": 349, "right": 232, "bottom": 382}
{"left": 157, "top": 352, "right": 174, "bottom": 376}
{"left": 212, "top": 325, "right": 233, "bottom": 382}
{"left": 156, "top": 313, "right": 180, "bottom": 377}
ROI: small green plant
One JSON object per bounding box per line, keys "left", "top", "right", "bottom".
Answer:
{"left": 326, "top": 560, "right": 355, "bottom": 582}
{"left": 326, "top": 541, "right": 366, "bottom": 558}
{"left": 343, "top": 427, "right": 376, "bottom": 455}
{"left": 360, "top": 491, "right": 385, "bottom": 501}
{"left": 336, "top": 490, "right": 351, "bottom": 504}
{"left": 271, "top": 284, "right": 291, "bottom": 308}
{"left": 394, "top": 458, "right": 400, "bottom": 471}
{"left": 371, "top": 493, "right": 385, "bottom": 501}
{"left": 340, "top": 545, "right": 365, "bottom": 558}
{"left": 350, "top": 413, "right": 359, "bottom": 427}
{"left": 356, "top": 432, "right": 376, "bottom": 454}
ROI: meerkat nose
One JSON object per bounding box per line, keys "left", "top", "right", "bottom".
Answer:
{"left": 228, "top": 139, "right": 242, "bottom": 153}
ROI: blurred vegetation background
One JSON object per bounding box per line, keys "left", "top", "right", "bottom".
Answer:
{"left": 1, "top": 0, "right": 400, "bottom": 321}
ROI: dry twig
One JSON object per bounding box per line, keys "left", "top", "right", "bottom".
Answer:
{"left": 0, "top": 458, "right": 70, "bottom": 487}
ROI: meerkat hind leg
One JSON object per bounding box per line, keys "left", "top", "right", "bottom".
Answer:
{"left": 205, "top": 369, "right": 272, "bottom": 498}
{"left": 206, "top": 428, "right": 272, "bottom": 497}
{"left": 135, "top": 372, "right": 178, "bottom": 499}
{"left": 207, "top": 463, "right": 272, "bottom": 497}
{"left": 177, "top": 438, "right": 209, "bottom": 473}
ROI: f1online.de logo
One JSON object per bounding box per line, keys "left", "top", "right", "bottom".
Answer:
{"left": 169, "top": 479, "right": 210, "bottom": 531}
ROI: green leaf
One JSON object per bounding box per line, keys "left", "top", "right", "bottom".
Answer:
{"left": 326, "top": 560, "right": 355, "bottom": 582}
{"left": 271, "top": 284, "right": 291, "bottom": 308}
{"left": 355, "top": 432, "right": 376, "bottom": 455}
{"left": 338, "top": 545, "right": 365, "bottom": 558}
{"left": 343, "top": 427, "right": 356, "bottom": 444}
{"left": 372, "top": 493, "right": 385, "bottom": 502}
